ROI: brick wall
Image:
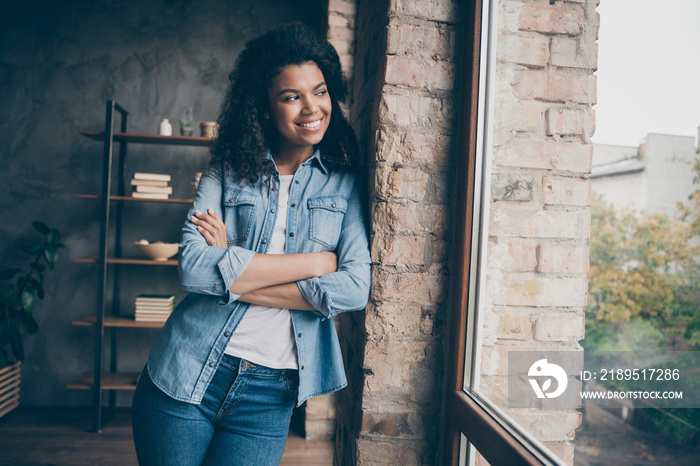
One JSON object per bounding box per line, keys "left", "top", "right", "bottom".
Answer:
{"left": 325, "top": 0, "right": 597, "bottom": 464}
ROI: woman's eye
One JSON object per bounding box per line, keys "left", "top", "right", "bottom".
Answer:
{"left": 316, "top": 90, "right": 328, "bottom": 96}
{"left": 283, "top": 95, "right": 299, "bottom": 102}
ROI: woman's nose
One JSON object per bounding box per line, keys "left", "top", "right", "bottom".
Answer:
{"left": 302, "top": 97, "right": 319, "bottom": 114}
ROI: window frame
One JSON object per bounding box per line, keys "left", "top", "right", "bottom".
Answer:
{"left": 441, "top": 1, "right": 569, "bottom": 464}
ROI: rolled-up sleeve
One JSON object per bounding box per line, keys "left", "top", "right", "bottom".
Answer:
{"left": 178, "top": 163, "right": 255, "bottom": 304}
{"left": 297, "top": 177, "right": 371, "bottom": 319}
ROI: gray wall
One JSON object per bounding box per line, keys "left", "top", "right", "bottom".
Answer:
{"left": 0, "top": 0, "right": 322, "bottom": 406}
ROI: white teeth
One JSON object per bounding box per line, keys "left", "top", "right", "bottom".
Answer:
{"left": 298, "top": 120, "right": 321, "bottom": 128}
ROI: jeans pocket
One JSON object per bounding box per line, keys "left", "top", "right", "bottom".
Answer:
{"left": 283, "top": 371, "right": 300, "bottom": 393}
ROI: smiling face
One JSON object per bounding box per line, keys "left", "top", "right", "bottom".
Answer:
{"left": 267, "top": 61, "right": 332, "bottom": 160}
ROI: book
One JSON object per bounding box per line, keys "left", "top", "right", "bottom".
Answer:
{"left": 135, "top": 316, "right": 170, "bottom": 322}
{"left": 135, "top": 304, "right": 174, "bottom": 311}
{"left": 135, "top": 310, "right": 173, "bottom": 316}
{"left": 131, "top": 192, "right": 169, "bottom": 200}
{"left": 136, "top": 294, "right": 174, "bottom": 302}
{"left": 133, "top": 173, "right": 171, "bottom": 182}
{"left": 134, "top": 185, "right": 173, "bottom": 194}
{"left": 131, "top": 179, "right": 169, "bottom": 187}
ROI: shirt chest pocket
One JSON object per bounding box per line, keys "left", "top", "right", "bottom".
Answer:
{"left": 223, "top": 189, "right": 258, "bottom": 245}
{"left": 308, "top": 195, "right": 348, "bottom": 249}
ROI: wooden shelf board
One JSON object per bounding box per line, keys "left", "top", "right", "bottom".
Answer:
{"left": 74, "top": 257, "right": 178, "bottom": 266}
{"left": 75, "top": 194, "right": 193, "bottom": 204}
{"left": 79, "top": 130, "right": 213, "bottom": 147}
{"left": 72, "top": 314, "right": 166, "bottom": 329}
{"left": 67, "top": 372, "right": 140, "bottom": 390}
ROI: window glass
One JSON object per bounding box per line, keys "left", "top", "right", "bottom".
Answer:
{"left": 461, "top": 1, "right": 700, "bottom": 465}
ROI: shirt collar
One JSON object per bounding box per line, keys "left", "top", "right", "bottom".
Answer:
{"left": 266, "top": 147, "right": 329, "bottom": 175}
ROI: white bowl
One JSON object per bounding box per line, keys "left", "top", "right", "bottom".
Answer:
{"left": 134, "top": 241, "right": 179, "bottom": 261}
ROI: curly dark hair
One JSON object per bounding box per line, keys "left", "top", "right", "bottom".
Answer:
{"left": 210, "top": 21, "right": 359, "bottom": 183}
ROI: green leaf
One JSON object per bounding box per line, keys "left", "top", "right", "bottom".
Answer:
{"left": 21, "top": 290, "right": 37, "bottom": 313}
{"left": 20, "top": 314, "right": 39, "bottom": 335}
{"left": 46, "top": 229, "right": 60, "bottom": 244}
{"left": 32, "top": 221, "right": 49, "bottom": 235}
{"left": 30, "top": 263, "right": 46, "bottom": 273}
{"left": 9, "top": 331, "right": 24, "bottom": 361}
{"left": 0, "top": 268, "right": 22, "bottom": 281}
{"left": 44, "top": 248, "right": 56, "bottom": 270}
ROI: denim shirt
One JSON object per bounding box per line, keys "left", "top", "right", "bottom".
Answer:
{"left": 146, "top": 149, "right": 371, "bottom": 407}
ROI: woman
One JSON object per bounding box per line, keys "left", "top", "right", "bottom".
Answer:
{"left": 132, "top": 22, "right": 371, "bottom": 465}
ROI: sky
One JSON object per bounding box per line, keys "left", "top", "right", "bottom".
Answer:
{"left": 593, "top": 0, "right": 700, "bottom": 147}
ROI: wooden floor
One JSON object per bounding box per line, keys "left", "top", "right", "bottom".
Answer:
{"left": 0, "top": 407, "right": 334, "bottom": 465}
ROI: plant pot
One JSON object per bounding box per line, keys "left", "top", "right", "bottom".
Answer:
{"left": 180, "top": 126, "right": 193, "bottom": 137}
{"left": 0, "top": 361, "right": 21, "bottom": 418}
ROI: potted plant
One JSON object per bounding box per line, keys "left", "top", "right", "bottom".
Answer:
{"left": 0, "top": 221, "right": 63, "bottom": 417}
{"left": 179, "top": 106, "right": 194, "bottom": 136}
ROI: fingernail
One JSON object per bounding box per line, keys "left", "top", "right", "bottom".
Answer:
{"left": 195, "top": 210, "right": 201, "bottom": 215}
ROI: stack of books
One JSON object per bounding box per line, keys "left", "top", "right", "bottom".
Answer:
{"left": 131, "top": 173, "right": 172, "bottom": 199}
{"left": 134, "top": 294, "right": 174, "bottom": 322}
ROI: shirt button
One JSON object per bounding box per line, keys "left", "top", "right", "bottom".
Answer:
{"left": 209, "top": 362, "right": 215, "bottom": 368}
{"left": 331, "top": 203, "right": 336, "bottom": 208}
{"left": 295, "top": 180, "right": 300, "bottom": 184}
{"left": 271, "top": 208, "right": 276, "bottom": 213}
{"left": 301, "top": 365, "right": 305, "bottom": 370}
{"left": 298, "top": 332, "right": 302, "bottom": 338}
{"left": 272, "top": 187, "right": 278, "bottom": 192}
{"left": 291, "top": 203, "right": 296, "bottom": 208}
{"left": 262, "top": 239, "right": 268, "bottom": 244}
{"left": 224, "top": 332, "right": 230, "bottom": 337}
{"left": 228, "top": 198, "right": 235, "bottom": 202}
{"left": 289, "top": 232, "right": 294, "bottom": 237}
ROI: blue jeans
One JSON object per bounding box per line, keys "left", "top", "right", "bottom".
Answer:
{"left": 132, "top": 355, "right": 299, "bottom": 465}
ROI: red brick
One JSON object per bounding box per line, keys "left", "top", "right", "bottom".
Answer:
{"left": 394, "top": 0, "right": 459, "bottom": 23}
{"left": 534, "top": 311, "right": 585, "bottom": 342}
{"left": 493, "top": 139, "right": 593, "bottom": 174}
{"left": 545, "top": 442, "right": 575, "bottom": 466}
{"left": 385, "top": 55, "right": 455, "bottom": 90}
{"left": 543, "top": 176, "right": 592, "bottom": 207}
{"left": 372, "top": 270, "right": 446, "bottom": 304}
{"left": 491, "top": 276, "right": 588, "bottom": 307}
{"left": 489, "top": 205, "right": 590, "bottom": 239}
{"left": 514, "top": 69, "right": 596, "bottom": 104}
{"left": 545, "top": 107, "right": 593, "bottom": 137}
{"left": 386, "top": 25, "right": 455, "bottom": 60}
{"left": 517, "top": 3, "right": 584, "bottom": 35}
{"left": 498, "top": 34, "right": 549, "bottom": 67}
{"left": 550, "top": 37, "right": 598, "bottom": 70}
{"left": 489, "top": 243, "right": 537, "bottom": 272}
{"left": 497, "top": 310, "right": 532, "bottom": 340}
{"left": 536, "top": 244, "right": 589, "bottom": 273}
{"left": 365, "top": 302, "right": 422, "bottom": 338}
{"left": 373, "top": 235, "right": 426, "bottom": 266}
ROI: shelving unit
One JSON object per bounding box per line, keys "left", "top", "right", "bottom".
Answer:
{"left": 72, "top": 101, "right": 211, "bottom": 431}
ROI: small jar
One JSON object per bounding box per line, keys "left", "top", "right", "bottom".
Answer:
{"left": 159, "top": 118, "right": 172, "bottom": 136}
{"left": 200, "top": 121, "right": 218, "bottom": 139}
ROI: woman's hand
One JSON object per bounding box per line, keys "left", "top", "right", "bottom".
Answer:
{"left": 191, "top": 209, "right": 227, "bottom": 248}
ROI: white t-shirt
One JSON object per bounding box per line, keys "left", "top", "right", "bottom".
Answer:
{"left": 224, "top": 175, "right": 298, "bottom": 369}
